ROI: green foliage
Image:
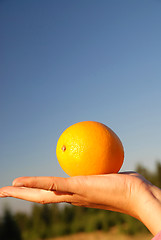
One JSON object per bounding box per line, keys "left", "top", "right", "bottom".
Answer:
{"left": 1, "top": 161, "right": 160, "bottom": 239}
{"left": 0, "top": 208, "right": 22, "bottom": 240}
{"left": 119, "top": 215, "right": 148, "bottom": 236}
{"left": 136, "top": 161, "right": 161, "bottom": 188}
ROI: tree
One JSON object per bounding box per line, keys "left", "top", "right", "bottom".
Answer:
{"left": 0, "top": 208, "right": 22, "bottom": 240}
{"left": 156, "top": 161, "right": 161, "bottom": 188}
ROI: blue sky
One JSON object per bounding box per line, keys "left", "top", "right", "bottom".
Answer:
{"left": 0, "top": 0, "right": 161, "bottom": 214}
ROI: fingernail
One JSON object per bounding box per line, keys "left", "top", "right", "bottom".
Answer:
{"left": 12, "top": 179, "right": 24, "bottom": 187}
{"left": 13, "top": 182, "right": 24, "bottom": 187}
{"left": 0, "top": 192, "right": 9, "bottom": 197}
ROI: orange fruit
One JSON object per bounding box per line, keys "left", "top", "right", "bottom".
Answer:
{"left": 56, "top": 121, "right": 124, "bottom": 176}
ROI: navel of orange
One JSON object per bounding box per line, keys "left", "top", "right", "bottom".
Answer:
{"left": 56, "top": 121, "right": 124, "bottom": 176}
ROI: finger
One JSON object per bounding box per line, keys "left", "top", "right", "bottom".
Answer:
{"left": 12, "top": 176, "right": 76, "bottom": 193}
{"left": 12, "top": 176, "right": 81, "bottom": 194}
{"left": 0, "top": 186, "right": 74, "bottom": 204}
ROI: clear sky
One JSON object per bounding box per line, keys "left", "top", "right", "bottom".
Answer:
{"left": 0, "top": 0, "right": 161, "bottom": 214}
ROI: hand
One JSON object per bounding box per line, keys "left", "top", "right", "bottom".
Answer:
{"left": 0, "top": 172, "right": 161, "bottom": 236}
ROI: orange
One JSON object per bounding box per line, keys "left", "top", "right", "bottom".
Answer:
{"left": 56, "top": 121, "right": 124, "bottom": 176}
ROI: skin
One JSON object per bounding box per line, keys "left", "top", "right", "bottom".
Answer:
{"left": 0, "top": 172, "right": 161, "bottom": 236}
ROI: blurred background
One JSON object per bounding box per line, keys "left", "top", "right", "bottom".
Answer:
{"left": 0, "top": 0, "right": 161, "bottom": 239}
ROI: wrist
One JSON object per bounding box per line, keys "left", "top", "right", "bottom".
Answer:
{"left": 137, "top": 184, "right": 161, "bottom": 235}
